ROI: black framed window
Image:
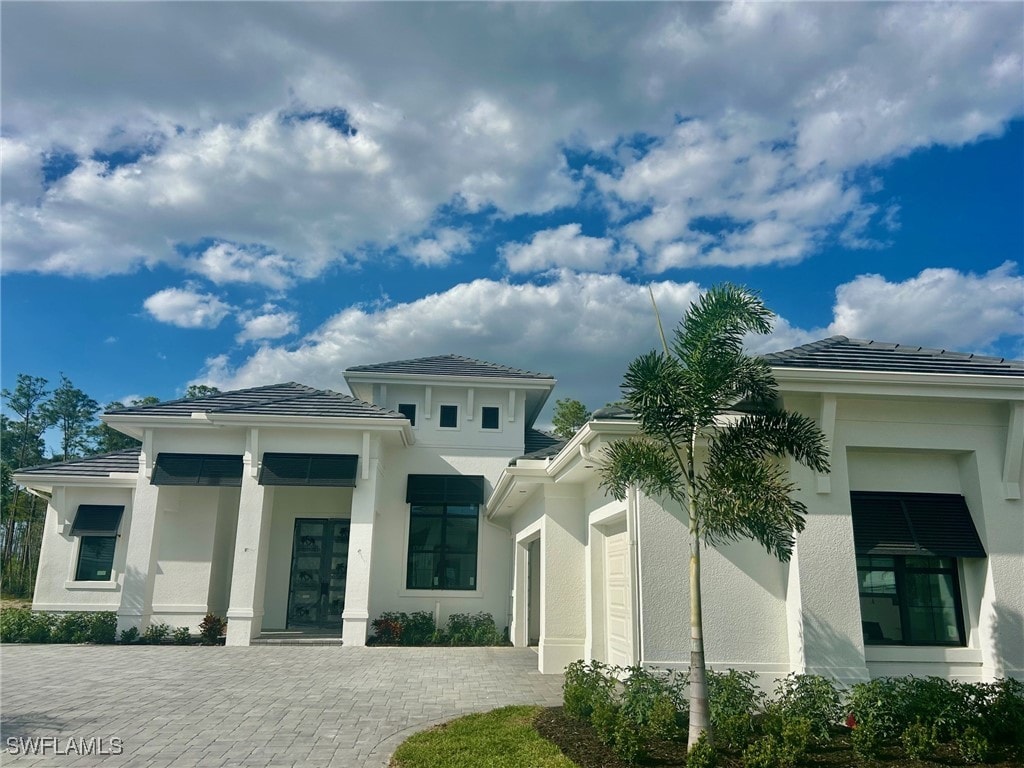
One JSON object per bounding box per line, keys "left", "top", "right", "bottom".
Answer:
{"left": 76, "top": 536, "right": 116, "bottom": 581}
{"left": 439, "top": 404, "right": 458, "bottom": 428}
{"left": 398, "top": 403, "right": 417, "bottom": 426}
{"left": 481, "top": 406, "right": 500, "bottom": 430}
{"left": 857, "top": 555, "right": 966, "bottom": 646}
{"left": 406, "top": 504, "right": 479, "bottom": 590}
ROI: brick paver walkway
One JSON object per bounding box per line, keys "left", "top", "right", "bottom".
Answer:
{"left": 1, "top": 645, "right": 563, "bottom": 767}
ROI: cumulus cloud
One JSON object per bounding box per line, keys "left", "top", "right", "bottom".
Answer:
{"left": 404, "top": 228, "right": 473, "bottom": 268}
{"left": 236, "top": 308, "right": 299, "bottom": 344}
{"left": 186, "top": 242, "right": 301, "bottom": 290}
{"left": 1, "top": 3, "right": 1019, "bottom": 278}
{"left": 198, "top": 272, "right": 704, "bottom": 410}
{"left": 827, "top": 262, "right": 1024, "bottom": 352}
{"left": 143, "top": 287, "right": 232, "bottom": 329}
{"left": 501, "top": 224, "right": 638, "bottom": 274}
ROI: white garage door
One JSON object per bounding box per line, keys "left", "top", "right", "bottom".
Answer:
{"left": 604, "top": 524, "right": 634, "bottom": 667}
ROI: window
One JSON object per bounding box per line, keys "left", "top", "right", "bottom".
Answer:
{"left": 481, "top": 406, "right": 500, "bottom": 430}
{"left": 406, "top": 504, "right": 479, "bottom": 590}
{"left": 77, "top": 536, "right": 116, "bottom": 581}
{"left": 850, "top": 491, "right": 984, "bottom": 648}
{"left": 857, "top": 555, "right": 966, "bottom": 645}
{"left": 439, "top": 404, "right": 458, "bottom": 428}
{"left": 405, "top": 474, "right": 485, "bottom": 591}
{"left": 398, "top": 403, "right": 416, "bottom": 426}
{"left": 70, "top": 504, "right": 123, "bottom": 582}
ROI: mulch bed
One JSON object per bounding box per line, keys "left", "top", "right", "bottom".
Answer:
{"left": 534, "top": 707, "right": 1024, "bottom": 768}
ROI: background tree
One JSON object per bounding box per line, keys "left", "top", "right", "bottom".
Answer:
{"left": 551, "top": 397, "right": 592, "bottom": 439}
{"left": 40, "top": 374, "right": 99, "bottom": 461}
{"left": 90, "top": 396, "right": 160, "bottom": 453}
{"left": 600, "top": 284, "right": 829, "bottom": 750}
{"left": 184, "top": 384, "right": 220, "bottom": 399}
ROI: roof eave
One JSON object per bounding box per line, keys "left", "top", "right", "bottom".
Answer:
{"left": 771, "top": 366, "right": 1024, "bottom": 400}
{"left": 343, "top": 370, "right": 556, "bottom": 389}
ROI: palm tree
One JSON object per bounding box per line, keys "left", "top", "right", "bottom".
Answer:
{"left": 600, "top": 284, "right": 830, "bottom": 750}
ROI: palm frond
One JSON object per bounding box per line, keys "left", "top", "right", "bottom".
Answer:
{"left": 621, "top": 350, "right": 693, "bottom": 441}
{"left": 672, "top": 284, "right": 774, "bottom": 365}
{"left": 696, "top": 456, "right": 808, "bottom": 561}
{"left": 599, "top": 437, "right": 685, "bottom": 506}
{"left": 708, "top": 410, "right": 830, "bottom": 474}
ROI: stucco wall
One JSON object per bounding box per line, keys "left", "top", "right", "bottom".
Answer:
{"left": 32, "top": 485, "right": 134, "bottom": 612}
{"left": 368, "top": 445, "right": 514, "bottom": 633}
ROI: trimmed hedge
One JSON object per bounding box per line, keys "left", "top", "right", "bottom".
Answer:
{"left": 369, "top": 611, "right": 507, "bottom": 646}
{"left": 1, "top": 608, "right": 117, "bottom": 644}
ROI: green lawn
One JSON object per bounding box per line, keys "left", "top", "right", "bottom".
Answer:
{"left": 390, "top": 705, "right": 577, "bottom": 768}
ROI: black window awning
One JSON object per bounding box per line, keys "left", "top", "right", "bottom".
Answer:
{"left": 406, "top": 474, "right": 485, "bottom": 505}
{"left": 71, "top": 505, "right": 124, "bottom": 536}
{"left": 152, "top": 453, "right": 243, "bottom": 487}
{"left": 259, "top": 453, "right": 358, "bottom": 487}
{"left": 850, "top": 491, "right": 986, "bottom": 558}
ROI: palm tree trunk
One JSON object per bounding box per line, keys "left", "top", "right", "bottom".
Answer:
{"left": 687, "top": 521, "right": 712, "bottom": 749}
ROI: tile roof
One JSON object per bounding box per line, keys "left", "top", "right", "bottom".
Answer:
{"left": 346, "top": 354, "right": 554, "bottom": 380}
{"left": 16, "top": 447, "right": 141, "bottom": 477}
{"left": 510, "top": 428, "right": 566, "bottom": 465}
{"left": 105, "top": 383, "right": 403, "bottom": 419}
{"left": 763, "top": 336, "right": 1024, "bottom": 377}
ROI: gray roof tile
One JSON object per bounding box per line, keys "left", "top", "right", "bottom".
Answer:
{"left": 764, "top": 336, "right": 1023, "bottom": 377}
{"left": 346, "top": 354, "right": 554, "bottom": 380}
{"left": 105, "top": 383, "right": 403, "bottom": 419}
{"left": 17, "top": 448, "right": 141, "bottom": 477}
{"left": 510, "top": 428, "right": 566, "bottom": 465}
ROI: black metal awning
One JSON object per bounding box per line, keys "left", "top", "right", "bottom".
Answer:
{"left": 70, "top": 505, "right": 124, "bottom": 536}
{"left": 151, "top": 453, "right": 243, "bottom": 487}
{"left": 850, "top": 491, "right": 986, "bottom": 558}
{"left": 406, "top": 474, "right": 485, "bottom": 505}
{"left": 259, "top": 453, "right": 358, "bottom": 487}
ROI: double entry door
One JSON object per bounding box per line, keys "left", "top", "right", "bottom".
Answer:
{"left": 287, "top": 518, "right": 350, "bottom": 629}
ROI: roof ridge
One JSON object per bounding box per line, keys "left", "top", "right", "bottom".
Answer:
{"left": 346, "top": 353, "right": 553, "bottom": 378}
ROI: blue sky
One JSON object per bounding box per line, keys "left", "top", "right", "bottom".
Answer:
{"left": 2, "top": 3, "right": 1022, "bottom": 434}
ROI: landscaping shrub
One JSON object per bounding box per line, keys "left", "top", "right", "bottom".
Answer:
{"left": 371, "top": 612, "right": 404, "bottom": 644}
{"left": 900, "top": 719, "right": 938, "bottom": 761}
{"left": 141, "top": 621, "right": 171, "bottom": 644}
{"left": 772, "top": 673, "right": 842, "bottom": 746}
{"left": 198, "top": 613, "right": 226, "bottom": 645}
{"left": 687, "top": 731, "right": 717, "bottom": 768}
{"left": 591, "top": 696, "right": 619, "bottom": 746}
{"left": 613, "top": 710, "right": 646, "bottom": 764}
{"left": 985, "top": 677, "right": 1024, "bottom": 745}
{"left": 743, "top": 735, "right": 795, "bottom": 768}
{"left": 0, "top": 607, "right": 41, "bottom": 642}
{"left": 563, "top": 660, "right": 616, "bottom": 721}
{"left": 87, "top": 612, "right": 117, "bottom": 644}
{"left": 401, "top": 611, "right": 437, "bottom": 645}
{"left": 444, "top": 612, "right": 503, "bottom": 645}
{"left": 958, "top": 725, "right": 990, "bottom": 764}
{"left": 848, "top": 677, "right": 904, "bottom": 742}
{"left": 619, "top": 665, "right": 687, "bottom": 740}
{"left": 119, "top": 626, "right": 140, "bottom": 644}
{"left": 53, "top": 612, "right": 91, "bottom": 643}
{"left": 171, "top": 626, "right": 192, "bottom": 645}
{"left": 707, "top": 668, "right": 765, "bottom": 750}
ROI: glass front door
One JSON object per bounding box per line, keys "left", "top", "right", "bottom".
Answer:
{"left": 287, "top": 518, "right": 350, "bottom": 629}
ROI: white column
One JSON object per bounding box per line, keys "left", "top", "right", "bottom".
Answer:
{"left": 342, "top": 442, "right": 379, "bottom": 646}
{"left": 539, "top": 484, "right": 586, "bottom": 674}
{"left": 117, "top": 473, "right": 162, "bottom": 635}
{"left": 225, "top": 472, "right": 274, "bottom": 646}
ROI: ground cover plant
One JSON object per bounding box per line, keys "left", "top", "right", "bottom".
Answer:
{"left": 369, "top": 611, "right": 508, "bottom": 646}
{"left": 544, "top": 663, "right": 1024, "bottom": 767}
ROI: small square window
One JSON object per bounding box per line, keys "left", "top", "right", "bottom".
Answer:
{"left": 398, "top": 403, "right": 417, "bottom": 426}
{"left": 481, "top": 406, "right": 500, "bottom": 429}
{"left": 439, "top": 405, "right": 459, "bottom": 428}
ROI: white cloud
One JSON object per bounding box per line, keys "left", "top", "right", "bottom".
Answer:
{"left": 197, "top": 272, "right": 704, "bottom": 410}
{"left": 404, "top": 228, "right": 473, "bottom": 268}
{"left": 143, "top": 287, "right": 232, "bottom": 329}
{"left": 501, "top": 224, "right": 638, "bottom": 274}
{"left": 0, "top": 3, "right": 1019, "bottom": 278}
{"left": 827, "top": 262, "right": 1024, "bottom": 352}
{"left": 236, "top": 309, "right": 299, "bottom": 344}
{"left": 186, "top": 242, "right": 300, "bottom": 290}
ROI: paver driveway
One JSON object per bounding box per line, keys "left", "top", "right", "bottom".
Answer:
{"left": 1, "top": 645, "right": 564, "bottom": 767}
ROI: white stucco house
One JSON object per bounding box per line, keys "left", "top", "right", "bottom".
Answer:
{"left": 15, "top": 337, "right": 1024, "bottom": 685}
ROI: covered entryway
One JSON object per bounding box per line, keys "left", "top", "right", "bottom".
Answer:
{"left": 603, "top": 519, "right": 634, "bottom": 667}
